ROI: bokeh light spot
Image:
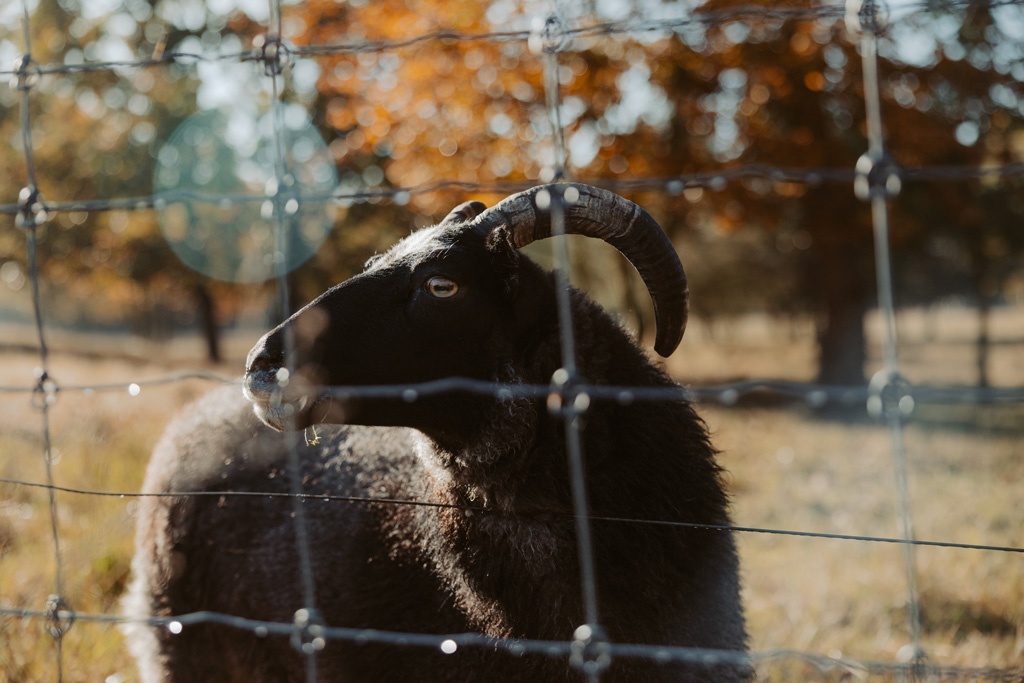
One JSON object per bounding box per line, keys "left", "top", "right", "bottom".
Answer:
{"left": 154, "top": 107, "right": 338, "bottom": 283}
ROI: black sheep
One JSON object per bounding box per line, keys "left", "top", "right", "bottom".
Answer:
{"left": 123, "top": 183, "right": 749, "bottom": 682}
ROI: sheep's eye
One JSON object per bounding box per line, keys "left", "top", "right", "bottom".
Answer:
{"left": 425, "top": 276, "right": 459, "bottom": 299}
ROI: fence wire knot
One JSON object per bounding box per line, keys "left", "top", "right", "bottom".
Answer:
{"left": 291, "top": 608, "right": 327, "bottom": 655}
{"left": 31, "top": 368, "right": 59, "bottom": 409}
{"left": 896, "top": 643, "right": 930, "bottom": 677}
{"left": 854, "top": 151, "right": 902, "bottom": 201}
{"left": 264, "top": 173, "right": 301, "bottom": 221}
{"left": 534, "top": 185, "right": 580, "bottom": 213}
{"left": 867, "top": 369, "right": 915, "bottom": 420}
{"left": 570, "top": 623, "right": 612, "bottom": 676}
{"left": 16, "top": 185, "right": 50, "bottom": 230}
{"left": 548, "top": 368, "right": 592, "bottom": 418}
{"left": 845, "top": 0, "right": 890, "bottom": 36}
{"left": 10, "top": 53, "right": 40, "bottom": 91}
{"left": 253, "top": 34, "right": 291, "bottom": 76}
{"left": 45, "top": 595, "right": 75, "bottom": 639}
{"left": 530, "top": 12, "right": 570, "bottom": 54}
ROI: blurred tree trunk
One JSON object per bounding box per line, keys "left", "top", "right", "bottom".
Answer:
{"left": 969, "top": 245, "right": 992, "bottom": 390}
{"left": 194, "top": 283, "right": 221, "bottom": 364}
{"left": 976, "top": 295, "right": 990, "bottom": 390}
{"left": 816, "top": 294, "right": 868, "bottom": 386}
{"left": 815, "top": 250, "right": 868, "bottom": 386}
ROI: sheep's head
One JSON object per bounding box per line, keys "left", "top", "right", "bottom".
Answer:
{"left": 244, "top": 183, "right": 687, "bottom": 436}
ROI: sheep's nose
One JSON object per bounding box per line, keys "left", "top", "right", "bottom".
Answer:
{"left": 246, "top": 331, "right": 282, "bottom": 376}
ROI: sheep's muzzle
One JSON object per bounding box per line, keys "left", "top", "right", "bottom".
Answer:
{"left": 243, "top": 334, "right": 326, "bottom": 431}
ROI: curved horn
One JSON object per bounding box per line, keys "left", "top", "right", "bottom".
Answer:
{"left": 473, "top": 183, "right": 688, "bottom": 357}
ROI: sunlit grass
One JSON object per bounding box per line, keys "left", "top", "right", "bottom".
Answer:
{"left": 708, "top": 406, "right": 1023, "bottom": 674}
{"left": 0, "top": 354, "right": 211, "bottom": 683}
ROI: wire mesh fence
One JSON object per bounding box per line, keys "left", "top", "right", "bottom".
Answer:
{"left": 1, "top": 0, "right": 1023, "bottom": 681}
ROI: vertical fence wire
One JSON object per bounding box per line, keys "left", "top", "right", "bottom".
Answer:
{"left": 537, "top": 6, "right": 607, "bottom": 679}
{"left": 263, "top": 2, "right": 324, "bottom": 679}
{"left": 14, "top": 1, "right": 73, "bottom": 681}
{"left": 849, "top": 0, "right": 925, "bottom": 668}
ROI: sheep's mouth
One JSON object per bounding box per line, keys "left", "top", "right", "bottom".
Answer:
{"left": 243, "top": 370, "right": 327, "bottom": 432}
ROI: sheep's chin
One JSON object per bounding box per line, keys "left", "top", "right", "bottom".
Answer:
{"left": 246, "top": 390, "right": 322, "bottom": 432}
{"left": 251, "top": 400, "right": 293, "bottom": 431}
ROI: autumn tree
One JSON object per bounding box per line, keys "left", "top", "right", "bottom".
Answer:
{"left": 3, "top": 0, "right": 1023, "bottom": 380}
{"left": 1, "top": 0, "right": 300, "bottom": 360}
{"left": 690, "top": 1, "right": 1024, "bottom": 384}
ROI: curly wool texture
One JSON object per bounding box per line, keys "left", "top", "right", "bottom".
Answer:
{"left": 124, "top": 184, "right": 748, "bottom": 682}
{"left": 124, "top": 290, "right": 748, "bottom": 683}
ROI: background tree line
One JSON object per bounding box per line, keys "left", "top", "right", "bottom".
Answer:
{"left": 1, "top": 0, "right": 1022, "bottom": 384}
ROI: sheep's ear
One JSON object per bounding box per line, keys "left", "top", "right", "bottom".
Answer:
{"left": 441, "top": 200, "right": 487, "bottom": 226}
{"left": 485, "top": 227, "right": 521, "bottom": 299}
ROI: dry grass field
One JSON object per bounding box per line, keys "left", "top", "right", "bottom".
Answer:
{"left": 0, "top": 307, "right": 1021, "bottom": 682}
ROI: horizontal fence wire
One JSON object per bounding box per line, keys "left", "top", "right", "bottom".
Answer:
{"left": 3, "top": 606, "right": 1024, "bottom": 682}
{"left": 0, "top": 0, "right": 1020, "bottom": 80}
{"left": 5, "top": 162, "right": 1024, "bottom": 215}
{"left": 2, "top": 0, "right": 1023, "bottom": 681}
{"left": 1, "top": 475, "right": 1021, "bottom": 556}
{"left": 4, "top": 374, "right": 1024, "bottom": 406}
